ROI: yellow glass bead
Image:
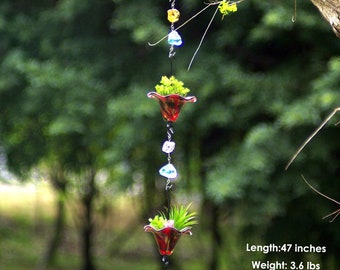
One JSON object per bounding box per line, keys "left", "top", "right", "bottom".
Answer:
{"left": 167, "top": 9, "right": 180, "bottom": 23}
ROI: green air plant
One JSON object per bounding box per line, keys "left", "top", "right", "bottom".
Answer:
{"left": 154, "top": 76, "right": 190, "bottom": 96}
{"left": 148, "top": 204, "right": 197, "bottom": 231}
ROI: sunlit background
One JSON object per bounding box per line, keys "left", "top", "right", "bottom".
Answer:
{"left": 0, "top": 0, "right": 339, "bottom": 269}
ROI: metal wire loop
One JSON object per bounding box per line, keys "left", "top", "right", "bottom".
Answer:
{"left": 166, "top": 122, "right": 174, "bottom": 140}
{"left": 165, "top": 179, "right": 173, "bottom": 191}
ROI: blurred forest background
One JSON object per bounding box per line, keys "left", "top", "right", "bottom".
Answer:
{"left": 0, "top": 0, "right": 339, "bottom": 269}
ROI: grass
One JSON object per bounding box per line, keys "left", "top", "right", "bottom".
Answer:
{"left": 0, "top": 182, "right": 206, "bottom": 270}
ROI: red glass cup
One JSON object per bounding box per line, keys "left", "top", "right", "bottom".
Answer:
{"left": 147, "top": 92, "right": 197, "bottom": 122}
{"left": 144, "top": 225, "right": 192, "bottom": 256}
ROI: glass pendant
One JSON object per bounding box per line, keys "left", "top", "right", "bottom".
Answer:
{"left": 162, "top": 141, "right": 176, "bottom": 154}
{"left": 159, "top": 163, "right": 177, "bottom": 179}
{"left": 168, "top": 30, "right": 182, "bottom": 46}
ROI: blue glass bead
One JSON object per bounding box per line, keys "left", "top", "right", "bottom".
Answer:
{"left": 168, "top": 30, "right": 182, "bottom": 46}
{"left": 159, "top": 164, "right": 177, "bottom": 179}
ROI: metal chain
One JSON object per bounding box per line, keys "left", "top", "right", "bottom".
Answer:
{"left": 165, "top": 121, "right": 174, "bottom": 191}
{"left": 168, "top": 0, "right": 176, "bottom": 59}
{"left": 165, "top": 122, "right": 174, "bottom": 224}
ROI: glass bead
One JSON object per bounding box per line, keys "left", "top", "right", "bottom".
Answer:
{"left": 159, "top": 164, "right": 177, "bottom": 179}
{"left": 167, "top": 9, "right": 180, "bottom": 23}
{"left": 162, "top": 141, "right": 175, "bottom": 154}
{"left": 168, "top": 30, "right": 182, "bottom": 46}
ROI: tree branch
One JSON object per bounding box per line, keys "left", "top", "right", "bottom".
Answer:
{"left": 311, "top": 0, "right": 340, "bottom": 37}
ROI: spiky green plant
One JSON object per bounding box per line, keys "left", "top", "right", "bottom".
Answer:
{"left": 169, "top": 204, "right": 197, "bottom": 230}
{"left": 148, "top": 204, "right": 197, "bottom": 230}
{"left": 154, "top": 76, "right": 190, "bottom": 96}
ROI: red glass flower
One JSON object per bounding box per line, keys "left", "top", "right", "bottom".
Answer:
{"left": 147, "top": 92, "right": 197, "bottom": 122}
{"left": 144, "top": 225, "right": 192, "bottom": 256}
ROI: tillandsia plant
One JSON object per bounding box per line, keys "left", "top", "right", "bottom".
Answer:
{"left": 154, "top": 76, "right": 190, "bottom": 96}
{"left": 148, "top": 204, "right": 197, "bottom": 230}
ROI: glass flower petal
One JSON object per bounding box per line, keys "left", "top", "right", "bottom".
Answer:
{"left": 144, "top": 225, "right": 192, "bottom": 256}
{"left": 147, "top": 92, "right": 197, "bottom": 122}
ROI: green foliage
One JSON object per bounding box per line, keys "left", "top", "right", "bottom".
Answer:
{"left": 154, "top": 76, "right": 190, "bottom": 96}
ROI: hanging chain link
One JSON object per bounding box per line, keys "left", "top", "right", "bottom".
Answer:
{"left": 165, "top": 121, "right": 174, "bottom": 191}
{"left": 168, "top": 0, "right": 176, "bottom": 59}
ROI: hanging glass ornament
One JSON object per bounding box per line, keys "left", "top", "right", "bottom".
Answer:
{"left": 145, "top": 204, "right": 197, "bottom": 260}
{"left": 159, "top": 163, "right": 177, "bottom": 179}
{"left": 162, "top": 141, "right": 176, "bottom": 154}
{"left": 168, "top": 30, "right": 182, "bottom": 46}
{"left": 147, "top": 92, "right": 196, "bottom": 122}
{"left": 167, "top": 8, "right": 180, "bottom": 23}
{"left": 144, "top": 225, "right": 192, "bottom": 256}
{"left": 144, "top": 1, "right": 197, "bottom": 267}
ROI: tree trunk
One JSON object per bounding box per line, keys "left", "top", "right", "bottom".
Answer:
{"left": 81, "top": 169, "right": 97, "bottom": 270}
{"left": 200, "top": 166, "right": 222, "bottom": 270}
{"left": 37, "top": 167, "right": 67, "bottom": 270}
{"left": 310, "top": 0, "right": 340, "bottom": 37}
{"left": 210, "top": 203, "right": 222, "bottom": 270}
